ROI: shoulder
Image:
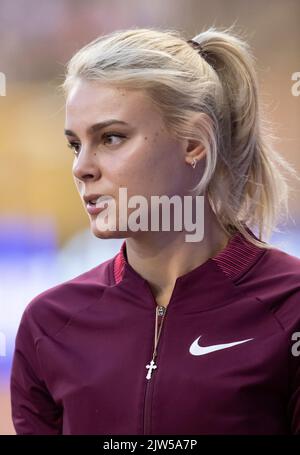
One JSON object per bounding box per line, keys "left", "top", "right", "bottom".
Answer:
{"left": 240, "top": 244, "right": 300, "bottom": 288}
{"left": 262, "top": 244, "right": 300, "bottom": 272}
{"left": 19, "top": 255, "right": 116, "bottom": 342}
{"left": 236, "top": 244, "right": 300, "bottom": 330}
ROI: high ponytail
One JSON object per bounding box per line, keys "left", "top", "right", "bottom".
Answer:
{"left": 187, "top": 27, "right": 300, "bottom": 246}
{"left": 62, "top": 26, "right": 300, "bottom": 248}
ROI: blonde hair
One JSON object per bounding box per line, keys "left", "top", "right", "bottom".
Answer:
{"left": 62, "top": 26, "right": 300, "bottom": 249}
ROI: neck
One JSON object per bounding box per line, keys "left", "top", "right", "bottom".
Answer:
{"left": 124, "top": 197, "right": 232, "bottom": 300}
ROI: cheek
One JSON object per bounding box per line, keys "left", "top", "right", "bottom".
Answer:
{"left": 104, "top": 142, "right": 156, "bottom": 194}
{"left": 140, "top": 141, "right": 186, "bottom": 196}
{"left": 119, "top": 153, "right": 161, "bottom": 197}
{"left": 109, "top": 137, "right": 185, "bottom": 197}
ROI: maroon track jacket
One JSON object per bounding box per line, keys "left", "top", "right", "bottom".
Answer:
{"left": 10, "top": 228, "right": 300, "bottom": 434}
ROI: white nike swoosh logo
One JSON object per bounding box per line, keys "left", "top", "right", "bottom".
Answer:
{"left": 189, "top": 335, "right": 254, "bottom": 356}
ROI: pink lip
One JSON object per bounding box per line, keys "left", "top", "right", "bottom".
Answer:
{"left": 86, "top": 202, "right": 108, "bottom": 215}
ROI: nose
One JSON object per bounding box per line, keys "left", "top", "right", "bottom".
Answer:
{"left": 72, "top": 147, "right": 101, "bottom": 182}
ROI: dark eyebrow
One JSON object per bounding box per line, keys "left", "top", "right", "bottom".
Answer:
{"left": 64, "top": 119, "right": 130, "bottom": 137}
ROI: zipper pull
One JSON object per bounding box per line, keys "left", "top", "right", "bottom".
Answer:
{"left": 158, "top": 305, "right": 165, "bottom": 316}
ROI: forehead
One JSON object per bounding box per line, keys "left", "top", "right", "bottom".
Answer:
{"left": 65, "top": 79, "right": 159, "bottom": 128}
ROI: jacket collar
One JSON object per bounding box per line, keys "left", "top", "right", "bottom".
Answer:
{"left": 113, "top": 226, "right": 266, "bottom": 286}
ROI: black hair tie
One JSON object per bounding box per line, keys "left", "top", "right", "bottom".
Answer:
{"left": 186, "top": 39, "right": 207, "bottom": 60}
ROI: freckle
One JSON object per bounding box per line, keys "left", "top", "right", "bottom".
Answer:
{"left": 144, "top": 136, "right": 147, "bottom": 140}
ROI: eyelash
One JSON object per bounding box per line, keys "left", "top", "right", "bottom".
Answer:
{"left": 67, "top": 133, "right": 126, "bottom": 156}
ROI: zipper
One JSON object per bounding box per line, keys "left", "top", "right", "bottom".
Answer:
{"left": 143, "top": 303, "right": 167, "bottom": 434}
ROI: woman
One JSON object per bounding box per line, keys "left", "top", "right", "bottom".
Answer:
{"left": 10, "top": 26, "right": 300, "bottom": 435}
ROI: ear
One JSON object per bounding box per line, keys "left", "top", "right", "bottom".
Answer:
{"left": 184, "top": 140, "right": 206, "bottom": 167}
{"left": 184, "top": 112, "right": 213, "bottom": 167}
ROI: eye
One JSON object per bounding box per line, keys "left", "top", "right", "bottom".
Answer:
{"left": 102, "top": 133, "right": 125, "bottom": 146}
{"left": 66, "top": 133, "right": 125, "bottom": 156}
{"left": 67, "top": 142, "right": 81, "bottom": 156}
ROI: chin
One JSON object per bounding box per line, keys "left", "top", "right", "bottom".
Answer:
{"left": 89, "top": 218, "right": 127, "bottom": 240}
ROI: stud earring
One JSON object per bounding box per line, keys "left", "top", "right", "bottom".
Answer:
{"left": 191, "top": 158, "right": 197, "bottom": 169}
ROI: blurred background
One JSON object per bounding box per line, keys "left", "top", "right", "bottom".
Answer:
{"left": 0, "top": 0, "right": 300, "bottom": 434}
